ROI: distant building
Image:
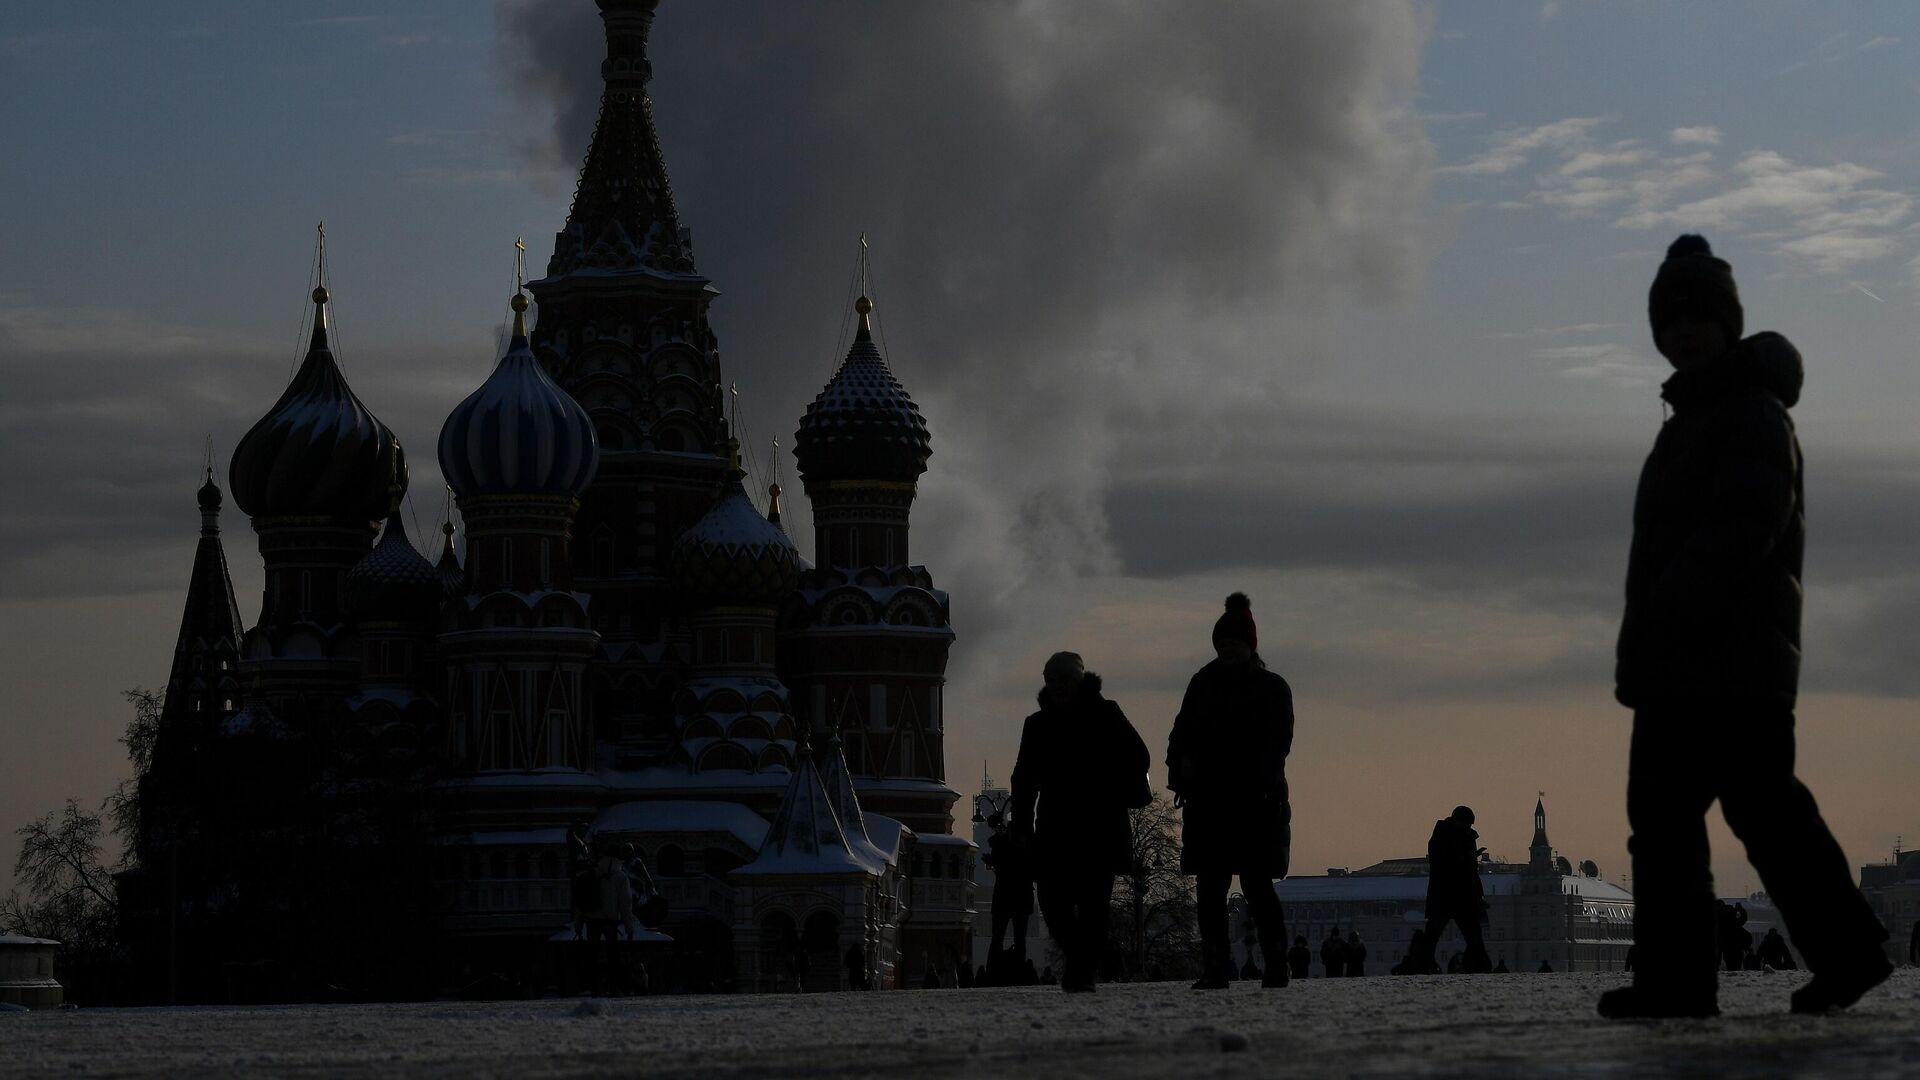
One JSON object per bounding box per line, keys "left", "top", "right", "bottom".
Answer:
{"left": 1273, "top": 799, "right": 1634, "bottom": 973}
{"left": 1859, "top": 847, "right": 1920, "bottom": 965}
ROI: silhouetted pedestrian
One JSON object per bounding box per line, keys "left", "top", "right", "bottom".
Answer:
{"left": 1322, "top": 928, "right": 1346, "bottom": 978}
{"left": 1420, "top": 806, "right": 1491, "bottom": 974}
{"left": 1623, "top": 944, "right": 1636, "bottom": 973}
{"left": 981, "top": 812, "right": 1034, "bottom": 968}
{"left": 1716, "top": 901, "right": 1752, "bottom": 972}
{"left": 1287, "top": 935, "right": 1311, "bottom": 979}
{"left": 573, "top": 840, "right": 633, "bottom": 995}
{"left": 1167, "top": 593, "right": 1294, "bottom": 990}
{"left": 1757, "top": 928, "right": 1796, "bottom": 971}
{"left": 844, "top": 941, "right": 867, "bottom": 991}
{"left": 1603, "top": 234, "right": 1890, "bottom": 1020}
{"left": 1537, "top": 960, "right": 1553, "bottom": 974}
{"left": 1910, "top": 921, "right": 1919, "bottom": 967}
{"left": 1346, "top": 931, "right": 1367, "bottom": 977}
{"left": 1036, "top": 963, "right": 1052, "bottom": 985}
{"left": 1494, "top": 957, "right": 1510, "bottom": 974}
{"left": 1011, "top": 651, "right": 1151, "bottom": 994}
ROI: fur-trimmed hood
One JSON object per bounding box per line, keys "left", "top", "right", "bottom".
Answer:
{"left": 1036, "top": 671, "right": 1104, "bottom": 712}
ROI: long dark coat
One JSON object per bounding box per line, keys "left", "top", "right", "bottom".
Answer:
{"left": 1423, "top": 817, "right": 1484, "bottom": 925}
{"left": 1616, "top": 331, "right": 1805, "bottom": 709}
{"left": 1165, "top": 657, "right": 1294, "bottom": 877}
{"left": 1009, "top": 673, "right": 1151, "bottom": 878}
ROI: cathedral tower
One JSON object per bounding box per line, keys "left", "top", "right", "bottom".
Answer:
{"left": 525, "top": 0, "right": 732, "bottom": 757}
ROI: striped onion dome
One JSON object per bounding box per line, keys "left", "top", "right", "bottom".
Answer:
{"left": 438, "top": 294, "right": 598, "bottom": 499}
{"left": 230, "top": 287, "right": 406, "bottom": 522}
{"left": 671, "top": 475, "right": 800, "bottom": 604}
{"left": 793, "top": 296, "right": 930, "bottom": 487}
{"left": 346, "top": 512, "right": 441, "bottom": 622}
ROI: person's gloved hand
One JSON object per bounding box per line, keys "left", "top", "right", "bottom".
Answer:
{"left": 1171, "top": 791, "right": 1187, "bottom": 809}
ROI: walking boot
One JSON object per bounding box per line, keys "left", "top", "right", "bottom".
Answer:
{"left": 1596, "top": 985, "right": 1719, "bottom": 1020}
{"left": 1790, "top": 953, "right": 1892, "bottom": 1014}
{"left": 1190, "top": 944, "right": 1229, "bottom": 990}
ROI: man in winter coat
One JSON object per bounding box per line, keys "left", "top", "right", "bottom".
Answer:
{"left": 1167, "top": 593, "right": 1295, "bottom": 989}
{"left": 572, "top": 840, "right": 635, "bottom": 994}
{"left": 1010, "top": 651, "right": 1151, "bottom": 993}
{"left": 1322, "top": 928, "right": 1346, "bottom": 979}
{"left": 1602, "top": 234, "right": 1889, "bottom": 1019}
{"left": 1287, "top": 935, "right": 1312, "bottom": 980}
{"left": 1420, "top": 806, "right": 1490, "bottom": 974}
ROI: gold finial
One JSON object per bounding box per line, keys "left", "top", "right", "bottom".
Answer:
{"left": 855, "top": 295, "right": 874, "bottom": 316}
{"left": 725, "top": 436, "right": 743, "bottom": 475}
{"left": 509, "top": 238, "right": 530, "bottom": 340}
{"left": 767, "top": 482, "right": 783, "bottom": 523}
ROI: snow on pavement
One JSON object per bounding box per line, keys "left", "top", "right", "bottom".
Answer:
{"left": 8, "top": 970, "right": 1920, "bottom": 1079}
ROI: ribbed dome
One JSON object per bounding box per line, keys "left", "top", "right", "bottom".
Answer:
{"left": 672, "top": 478, "right": 800, "bottom": 603}
{"left": 438, "top": 297, "right": 598, "bottom": 499}
{"left": 793, "top": 297, "right": 931, "bottom": 486}
{"left": 229, "top": 289, "right": 406, "bottom": 523}
{"left": 346, "top": 513, "right": 441, "bottom": 622}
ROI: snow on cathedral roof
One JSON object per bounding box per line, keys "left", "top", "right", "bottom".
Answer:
{"left": 816, "top": 735, "right": 892, "bottom": 869}
{"left": 735, "top": 746, "right": 884, "bottom": 877}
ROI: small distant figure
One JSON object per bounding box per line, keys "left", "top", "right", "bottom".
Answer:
{"left": 1910, "top": 921, "right": 1920, "bottom": 967}
{"left": 1240, "top": 956, "right": 1261, "bottom": 981}
{"left": 1602, "top": 235, "right": 1891, "bottom": 1020}
{"left": 1287, "top": 935, "right": 1312, "bottom": 980}
{"left": 1037, "top": 964, "right": 1054, "bottom": 986}
{"left": 1322, "top": 928, "right": 1347, "bottom": 979}
{"left": 844, "top": 941, "right": 869, "bottom": 991}
{"left": 1494, "top": 957, "right": 1510, "bottom": 974}
{"left": 1757, "top": 928, "right": 1796, "bottom": 971}
{"left": 572, "top": 839, "right": 634, "bottom": 995}
{"left": 1537, "top": 960, "right": 1554, "bottom": 974}
{"left": 982, "top": 811, "right": 1035, "bottom": 971}
{"left": 920, "top": 955, "right": 940, "bottom": 991}
{"left": 1345, "top": 931, "right": 1367, "bottom": 977}
{"left": 1166, "top": 593, "right": 1295, "bottom": 991}
{"left": 1393, "top": 930, "right": 1427, "bottom": 975}
{"left": 1715, "top": 901, "right": 1752, "bottom": 972}
{"left": 1623, "top": 944, "right": 1637, "bottom": 973}
{"left": 1011, "top": 652, "right": 1151, "bottom": 994}
{"left": 1420, "top": 806, "right": 1491, "bottom": 974}
{"left": 958, "top": 957, "right": 975, "bottom": 989}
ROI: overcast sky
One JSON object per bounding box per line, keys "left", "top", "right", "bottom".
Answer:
{"left": 6, "top": 1, "right": 1920, "bottom": 899}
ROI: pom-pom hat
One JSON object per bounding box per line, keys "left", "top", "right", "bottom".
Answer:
{"left": 1212, "top": 592, "right": 1257, "bottom": 651}
{"left": 1649, "top": 233, "right": 1743, "bottom": 348}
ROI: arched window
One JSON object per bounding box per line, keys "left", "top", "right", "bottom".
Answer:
{"left": 656, "top": 844, "right": 685, "bottom": 877}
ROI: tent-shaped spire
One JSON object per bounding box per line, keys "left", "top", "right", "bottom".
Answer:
{"left": 736, "top": 742, "right": 881, "bottom": 876}
{"left": 159, "top": 469, "right": 245, "bottom": 742}
{"left": 543, "top": 0, "right": 696, "bottom": 279}
{"left": 817, "top": 733, "right": 890, "bottom": 870}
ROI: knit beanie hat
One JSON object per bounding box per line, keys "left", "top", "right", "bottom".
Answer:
{"left": 1648, "top": 233, "right": 1743, "bottom": 347}
{"left": 1042, "top": 651, "right": 1085, "bottom": 685}
{"left": 1211, "top": 593, "right": 1257, "bottom": 651}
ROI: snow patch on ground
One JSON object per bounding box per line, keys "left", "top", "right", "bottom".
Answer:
{"left": 11, "top": 971, "right": 1920, "bottom": 1078}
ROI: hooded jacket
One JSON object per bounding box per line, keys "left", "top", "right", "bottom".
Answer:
{"left": 1424, "top": 817, "right": 1485, "bottom": 923}
{"left": 1616, "top": 331, "right": 1806, "bottom": 708}
{"left": 1166, "top": 657, "right": 1295, "bottom": 876}
{"left": 1009, "top": 673, "right": 1150, "bottom": 877}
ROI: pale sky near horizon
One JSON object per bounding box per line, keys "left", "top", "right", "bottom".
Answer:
{"left": 6, "top": 2, "right": 1920, "bottom": 901}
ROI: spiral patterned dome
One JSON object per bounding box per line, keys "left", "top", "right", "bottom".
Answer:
{"left": 229, "top": 288, "right": 406, "bottom": 522}
{"left": 672, "top": 478, "right": 801, "bottom": 604}
{"left": 793, "top": 297, "right": 931, "bottom": 487}
{"left": 346, "top": 512, "right": 442, "bottom": 622}
{"left": 438, "top": 296, "right": 598, "bottom": 499}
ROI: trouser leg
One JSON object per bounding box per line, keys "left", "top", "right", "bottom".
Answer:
{"left": 1459, "top": 916, "right": 1489, "bottom": 971}
{"left": 1077, "top": 874, "right": 1114, "bottom": 981}
{"left": 1012, "top": 907, "right": 1029, "bottom": 955}
{"left": 1420, "top": 917, "right": 1447, "bottom": 969}
{"left": 1196, "top": 872, "right": 1230, "bottom": 973}
{"left": 1242, "top": 876, "right": 1287, "bottom": 969}
{"left": 991, "top": 908, "right": 1010, "bottom": 955}
{"left": 1037, "top": 877, "right": 1077, "bottom": 967}
{"left": 1718, "top": 707, "right": 1888, "bottom": 974}
{"left": 1627, "top": 709, "right": 1720, "bottom": 1001}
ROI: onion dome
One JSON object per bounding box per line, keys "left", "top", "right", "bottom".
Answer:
{"left": 435, "top": 521, "right": 465, "bottom": 599}
{"left": 793, "top": 296, "right": 931, "bottom": 486}
{"left": 197, "top": 469, "right": 223, "bottom": 512}
{"left": 346, "top": 512, "right": 441, "bottom": 622}
{"left": 438, "top": 293, "right": 598, "bottom": 498}
{"left": 229, "top": 286, "right": 407, "bottom": 523}
{"left": 672, "top": 462, "right": 801, "bottom": 604}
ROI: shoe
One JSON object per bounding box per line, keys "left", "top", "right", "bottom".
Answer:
{"left": 1190, "top": 974, "right": 1229, "bottom": 990}
{"left": 1597, "top": 986, "right": 1719, "bottom": 1020}
{"left": 1791, "top": 954, "right": 1892, "bottom": 1014}
{"left": 1260, "top": 970, "right": 1289, "bottom": 989}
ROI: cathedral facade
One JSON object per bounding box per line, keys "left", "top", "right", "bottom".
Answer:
{"left": 118, "top": 0, "right": 971, "bottom": 1001}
